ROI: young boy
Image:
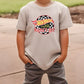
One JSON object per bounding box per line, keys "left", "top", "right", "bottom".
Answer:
{"left": 16, "top": 0, "right": 73, "bottom": 84}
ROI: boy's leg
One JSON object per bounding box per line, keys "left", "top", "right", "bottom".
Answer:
{"left": 47, "top": 62, "right": 68, "bottom": 84}
{"left": 23, "top": 63, "right": 44, "bottom": 84}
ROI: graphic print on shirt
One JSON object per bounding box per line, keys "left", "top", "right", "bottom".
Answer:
{"left": 32, "top": 15, "right": 55, "bottom": 35}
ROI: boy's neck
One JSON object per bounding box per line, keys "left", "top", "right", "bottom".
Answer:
{"left": 35, "top": 0, "right": 53, "bottom": 6}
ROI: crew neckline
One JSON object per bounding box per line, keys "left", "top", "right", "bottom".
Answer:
{"left": 32, "top": 1, "right": 56, "bottom": 9}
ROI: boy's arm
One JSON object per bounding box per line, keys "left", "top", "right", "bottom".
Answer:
{"left": 16, "top": 30, "right": 33, "bottom": 64}
{"left": 54, "top": 29, "right": 69, "bottom": 63}
{"left": 53, "top": 6, "right": 73, "bottom": 64}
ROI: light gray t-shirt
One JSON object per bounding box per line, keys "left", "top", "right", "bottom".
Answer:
{"left": 16, "top": 1, "right": 73, "bottom": 70}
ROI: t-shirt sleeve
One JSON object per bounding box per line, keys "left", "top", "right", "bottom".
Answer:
{"left": 59, "top": 6, "right": 73, "bottom": 30}
{"left": 16, "top": 7, "right": 27, "bottom": 31}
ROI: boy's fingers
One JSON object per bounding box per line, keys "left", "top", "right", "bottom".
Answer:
{"left": 31, "top": 62, "right": 33, "bottom": 64}
{"left": 30, "top": 61, "right": 33, "bottom": 64}
{"left": 27, "top": 59, "right": 33, "bottom": 64}
{"left": 54, "top": 58, "right": 58, "bottom": 63}
{"left": 29, "top": 61, "right": 33, "bottom": 64}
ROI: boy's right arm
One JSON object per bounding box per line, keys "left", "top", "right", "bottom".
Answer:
{"left": 16, "top": 30, "right": 33, "bottom": 64}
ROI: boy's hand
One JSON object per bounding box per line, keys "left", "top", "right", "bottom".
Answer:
{"left": 21, "top": 55, "right": 33, "bottom": 64}
{"left": 25, "top": 57, "right": 33, "bottom": 65}
{"left": 53, "top": 55, "right": 66, "bottom": 64}
{"left": 16, "top": 30, "right": 33, "bottom": 65}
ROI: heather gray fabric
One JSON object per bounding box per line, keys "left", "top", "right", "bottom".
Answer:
{"left": 16, "top": 1, "right": 73, "bottom": 70}
{"left": 23, "top": 61, "right": 68, "bottom": 84}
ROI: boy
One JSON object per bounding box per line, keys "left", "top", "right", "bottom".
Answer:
{"left": 16, "top": 0, "right": 73, "bottom": 84}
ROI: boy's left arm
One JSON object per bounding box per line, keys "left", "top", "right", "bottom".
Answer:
{"left": 54, "top": 28, "right": 69, "bottom": 63}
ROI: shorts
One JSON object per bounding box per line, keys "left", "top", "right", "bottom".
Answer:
{"left": 23, "top": 61, "right": 68, "bottom": 84}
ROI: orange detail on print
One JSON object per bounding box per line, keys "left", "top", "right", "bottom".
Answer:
{"left": 32, "top": 15, "right": 55, "bottom": 35}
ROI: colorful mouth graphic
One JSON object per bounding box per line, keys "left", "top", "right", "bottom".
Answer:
{"left": 32, "top": 15, "right": 55, "bottom": 35}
